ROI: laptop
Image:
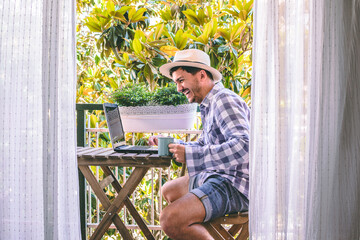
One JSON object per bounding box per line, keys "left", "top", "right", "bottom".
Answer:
{"left": 103, "top": 103, "right": 158, "bottom": 154}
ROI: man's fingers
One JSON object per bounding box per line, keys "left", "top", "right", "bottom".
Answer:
{"left": 149, "top": 136, "right": 160, "bottom": 146}
{"left": 148, "top": 136, "right": 154, "bottom": 145}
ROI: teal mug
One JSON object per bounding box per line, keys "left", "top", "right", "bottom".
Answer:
{"left": 158, "top": 137, "right": 174, "bottom": 156}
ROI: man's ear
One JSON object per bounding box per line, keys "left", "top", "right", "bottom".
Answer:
{"left": 199, "top": 70, "right": 206, "bottom": 80}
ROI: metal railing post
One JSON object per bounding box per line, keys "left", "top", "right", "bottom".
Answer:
{"left": 76, "top": 106, "right": 86, "bottom": 240}
{"left": 76, "top": 104, "right": 103, "bottom": 240}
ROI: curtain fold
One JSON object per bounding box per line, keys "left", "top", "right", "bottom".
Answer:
{"left": 0, "top": 0, "right": 81, "bottom": 239}
{"left": 250, "top": 0, "right": 360, "bottom": 239}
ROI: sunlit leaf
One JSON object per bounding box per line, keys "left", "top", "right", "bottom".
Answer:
{"left": 118, "top": 6, "right": 132, "bottom": 15}
{"left": 160, "top": 45, "right": 179, "bottom": 57}
{"left": 90, "top": 114, "right": 98, "bottom": 128}
{"left": 206, "top": 6, "right": 213, "bottom": 19}
{"left": 197, "top": 8, "right": 206, "bottom": 25}
{"left": 217, "top": 28, "right": 230, "bottom": 41}
{"left": 106, "top": 1, "right": 115, "bottom": 12}
{"left": 134, "top": 29, "right": 146, "bottom": 42}
{"left": 159, "top": 8, "right": 173, "bottom": 22}
{"left": 223, "top": 9, "right": 239, "bottom": 18}
{"left": 84, "top": 17, "right": 102, "bottom": 32}
{"left": 95, "top": 55, "right": 100, "bottom": 65}
{"left": 132, "top": 38, "right": 143, "bottom": 55}
{"left": 131, "top": 8, "right": 147, "bottom": 22}
{"left": 230, "top": 22, "right": 246, "bottom": 42}
{"left": 182, "top": 9, "right": 200, "bottom": 26}
{"left": 241, "top": 86, "right": 251, "bottom": 98}
{"left": 83, "top": 88, "right": 92, "bottom": 96}
{"left": 108, "top": 78, "right": 118, "bottom": 90}
{"left": 154, "top": 23, "right": 165, "bottom": 40}
{"left": 245, "top": 0, "right": 254, "bottom": 12}
{"left": 123, "top": 52, "right": 129, "bottom": 63}
{"left": 235, "top": 0, "right": 244, "bottom": 11}
{"left": 240, "top": 10, "right": 248, "bottom": 21}
{"left": 174, "top": 30, "right": 188, "bottom": 50}
{"left": 127, "top": 8, "right": 136, "bottom": 22}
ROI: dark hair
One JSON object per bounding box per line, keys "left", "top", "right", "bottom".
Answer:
{"left": 169, "top": 66, "right": 214, "bottom": 80}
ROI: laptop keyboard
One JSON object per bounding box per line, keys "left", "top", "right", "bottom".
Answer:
{"left": 124, "top": 146, "right": 150, "bottom": 150}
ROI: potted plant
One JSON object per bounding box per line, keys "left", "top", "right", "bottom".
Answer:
{"left": 111, "top": 83, "right": 197, "bottom": 132}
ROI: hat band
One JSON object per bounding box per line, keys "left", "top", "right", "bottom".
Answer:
{"left": 173, "top": 60, "right": 209, "bottom": 66}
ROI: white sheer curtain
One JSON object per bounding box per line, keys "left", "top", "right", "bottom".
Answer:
{"left": 0, "top": 0, "right": 81, "bottom": 239}
{"left": 250, "top": 0, "right": 360, "bottom": 239}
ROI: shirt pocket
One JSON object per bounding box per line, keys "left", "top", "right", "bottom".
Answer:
{"left": 204, "top": 121, "right": 219, "bottom": 144}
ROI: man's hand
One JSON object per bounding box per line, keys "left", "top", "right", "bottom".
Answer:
{"left": 168, "top": 144, "right": 186, "bottom": 163}
{"left": 148, "top": 135, "right": 164, "bottom": 146}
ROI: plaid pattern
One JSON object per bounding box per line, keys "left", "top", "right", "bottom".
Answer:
{"left": 180, "top": 82, "right": 250, "bottom": 198}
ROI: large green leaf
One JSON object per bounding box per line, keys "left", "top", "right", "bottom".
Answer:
{"left": 160, "top": 45, "right": 179, "bottom": 57}
{"left": 132, "top": 38, "right": 143, "bottom": 55}
{"left": 106, "top": 1, "right": 115, "bottom": 12}
{"left": 174, "top": 29, "right": 188, "bottom": 50}
{"left": 131, "top": 8, "right": 147, "bottom": 22}
{"left": 217, "top": 28, "right": 231, "bottom": 42}
{"left": 159, "top": 8, "right": 173, "bottom": 22}
{"left": 90, "top": 114, "right": 98, "bottom": 128}
{"left": 84, "top": 17, "right": 102, "bottom": 32}
{"left": 134, "top": 29, "right": 146, "bottom": 42}
{"left": 153, "top": 23, "right": 165, "bottom": 40}
{"left": 108, "top": 78, "right": 118, "bottom": 90}
{"left": 182, "top": 9, "right": 200, "bottom": 26}
{"left": 230, "top": 22, "right": 246, "bottom": 42}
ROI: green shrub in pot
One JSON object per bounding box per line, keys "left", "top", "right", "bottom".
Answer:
{"left": 111, "top": 83, "right": 188, "bottom": 107}
{"left": 111, "top": 83, "right": 153, "bottom": 107}
{"left": 110, "top": 83, "right": 197, "bottom": 132}
{"left": 153, "top": 84, "right": 188, "bottom": 106}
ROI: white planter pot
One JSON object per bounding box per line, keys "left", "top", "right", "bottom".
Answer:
{"left": 119, "top": 103, "right": 198, "bottom": 132}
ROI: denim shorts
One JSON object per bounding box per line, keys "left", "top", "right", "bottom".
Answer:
{"left": 189, "top": 174, "right": 249, "bottom": 222}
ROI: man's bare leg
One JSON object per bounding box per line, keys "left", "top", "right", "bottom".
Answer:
{"left": 162, "top": 175, "right": 189, "bottom": 203}
{"left": 160, "top": 176, "right": 213, "bottom": 240}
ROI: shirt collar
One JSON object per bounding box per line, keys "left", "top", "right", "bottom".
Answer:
{"left": 199, "top": 82, "right": 224, "bottom": 110}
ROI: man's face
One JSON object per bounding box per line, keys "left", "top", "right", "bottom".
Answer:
{"left": 172, "top": 68, "right": 203, "bottom": 104}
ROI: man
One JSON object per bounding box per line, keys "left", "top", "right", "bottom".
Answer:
{"left": 150, "top": 49, "right": 250, "bottom": 239}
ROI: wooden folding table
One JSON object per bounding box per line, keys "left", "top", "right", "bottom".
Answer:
{"left": 77, "top": 147, "right": 172, "bottom": 240}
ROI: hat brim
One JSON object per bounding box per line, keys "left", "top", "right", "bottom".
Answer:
{"left": 159, "top": 61, "right": 222, "bottom": 82}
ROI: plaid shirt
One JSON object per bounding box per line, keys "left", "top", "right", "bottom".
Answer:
{"left": 180, "top": 82, "right": 250, "bottom": 199}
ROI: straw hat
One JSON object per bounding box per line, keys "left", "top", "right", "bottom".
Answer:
{"left": 159, "top": 49, "right": 222, "bottom": 82}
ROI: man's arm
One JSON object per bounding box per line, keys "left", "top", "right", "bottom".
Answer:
{"left": 185, "top": 93, "right": 250, "bottom": 176}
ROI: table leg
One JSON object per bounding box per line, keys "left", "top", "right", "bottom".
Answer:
{"left": 101, "top": 166, "right": 155, "bottom": 240}
{"left": 78, "top": 166, "right": 133, "bottom": 239}
{"left": 90, "top": 167, "right": 149, "bottom": 240}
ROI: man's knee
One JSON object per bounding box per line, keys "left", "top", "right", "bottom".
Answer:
{"left": 160, "top": 205, "right": 182, "bottom": 238}
{"left": 162, "top": 181, "right": 172, "bottom": 203}
{"left": 162, "top": 176, "right": 189, "bottom": 203}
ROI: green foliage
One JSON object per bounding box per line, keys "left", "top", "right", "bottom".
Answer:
{"left": 77, "top": 0, "right": 253, "bottom": 105}
{"left": 111, "top": 83, "right": 153, "bottom": 106}
{"left": 111, "top": 83, "right": 188, "bottom": 107}
{"left": 153, "top": 84, "right": 188, "bottom": 106}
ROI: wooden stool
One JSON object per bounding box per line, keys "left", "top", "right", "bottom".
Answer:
{"left": 203, "top": 212, "right": 249, "bottom": 240}
{"left": 178, "top": 164, "right": 248, "bottom": 239}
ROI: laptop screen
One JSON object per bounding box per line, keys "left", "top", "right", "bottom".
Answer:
{"left": 103, "top": 103, "right": 126, "bottom": 148}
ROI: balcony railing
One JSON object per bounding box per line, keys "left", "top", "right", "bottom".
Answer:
{"left": 76, "top": 104, "right": 201, "bottom": 239}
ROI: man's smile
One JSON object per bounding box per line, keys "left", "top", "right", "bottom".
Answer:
{"left": 183, "top": 89, "right": 191, "bottom": 97}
